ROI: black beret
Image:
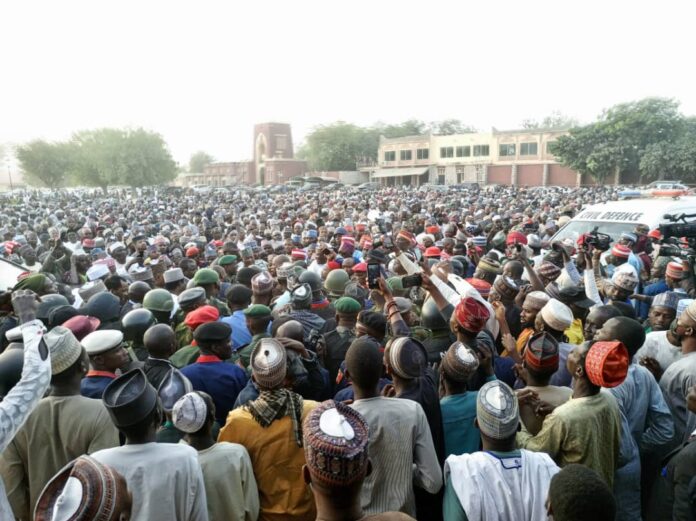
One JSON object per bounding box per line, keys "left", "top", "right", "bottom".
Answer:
{"left": 193, "top": 322, "right": 232, "bottom": 343}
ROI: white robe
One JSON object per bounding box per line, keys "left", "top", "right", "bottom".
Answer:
{"left": 445, "top": 449, "right": 559, "bottom": 521}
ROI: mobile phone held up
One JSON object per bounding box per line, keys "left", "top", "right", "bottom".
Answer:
{"left": 367, "top": 263, "right": 381, "bottom": 290}
{"left": 401, "top": 273, "right": 422, "bottom": 288}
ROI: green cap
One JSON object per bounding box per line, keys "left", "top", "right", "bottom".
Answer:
{"left": 334, "top": 296, "right": 362, "bottom": 314}
{"left": 192, "top": 268, "right": 220, "bottom": 286}
{"left": 218, "top": 255, "right": 238, "bottom": 266}
{"left": 243, "top": 304, "right": 272, "bottom": 317}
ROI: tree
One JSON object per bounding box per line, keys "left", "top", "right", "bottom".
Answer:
{"left": 16, "top": 140, "right": 73, "bottom": 188}
{"left": 430, "top": 119, "right": 476, "bottom": 135}
{"left": 522, "top": 111, "right": 579, "bottom": 130}
{"left": 297, "top": 122, "right": 376, "bottom": 171}
{"left": 70, "top": 128, "right": 177, "bottom": 192}
{"left": 551, "top": 98, "right": 685, "bottom": 183}
{"left": 640, "top": 119, "right": 696, "bottom": 182}
{"left": 189, "top": 151, "right": 215, "bottom": 173}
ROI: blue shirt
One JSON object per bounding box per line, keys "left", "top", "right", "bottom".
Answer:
{"left": 638, "top": 280, "right": 668, "bottom": 320}
{"left": 220, "top": 310, "right": 252, "bottom": 350}
{"left": 80, "top": 373, "right": 115, "bottom": 399}
{"left": 181, "top": 358, "right": 248, "bottom": 424}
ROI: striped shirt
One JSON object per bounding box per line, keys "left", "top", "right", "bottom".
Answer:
{"left": 351, "top": 397, "right": 442, "bottom": 517}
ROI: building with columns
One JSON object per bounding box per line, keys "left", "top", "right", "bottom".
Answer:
{"left": 365, "top": 128, "right": 594, "bottom": 187}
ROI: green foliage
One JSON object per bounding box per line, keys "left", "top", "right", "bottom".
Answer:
{"left": 189, "top": 151, "right": 215, "bottom": 173}
{"left": 16, "top": 140, "right": 73, "bottom": 188}
{"left": 297, "top": 119, "right": 476, "bottom": 170}
{"left": 551, "top": 98, "right": 688, "bottom": 184}
{"left": 639, "top": 118, "right": 696, "bottom": 182}
{"left": 69, "top": 128, "right": 177, "bottom": 190}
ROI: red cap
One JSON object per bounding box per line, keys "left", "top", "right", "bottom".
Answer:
{"left": 426, "top": 225, "right": 440, "bottom": 234}
{"left": 62, "top": 315, "right": 101, "bottom": 341}
{"left": 186, "top": 247, "right": 200, "bottom": 258}
{"left": 465, "top": 278, "right": 492, "bottom": 297}
{"left": 585, "top": 341, "right": 629, "bottom": 388}
{"left": 454, "top": 297, "right": 490, "bottom": 333}
{"left": 184, "top": 305, "right": 220, "bottom": 331}
{"left": 352, "top": 262, "right": 367, "bottom": 273}
{"left": 611, "top": 244, "right": 631, "bottom": 259}
{"left": 424, "top": 246, "right": 441, "bottom": 258}
{"left": 82, "top": 238, "right": 96, "bottom": 248}
{"left": 506, "top": 231, "right": 527, "bottom": 246}
{"left": 647, "top": 229, "right": 663, "bottom": 240}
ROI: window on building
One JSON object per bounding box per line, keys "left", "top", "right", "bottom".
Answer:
{"left": 400, "top": 150, "right": 412, "bottom": 161}
{"left": 520, "top": 142, "right": 538, "bottom": 156}
{"left": 438, "top": 175, "right": 446, "bottom": 185}
{"left": 473, "top": 145, "right": 489, "bottom": 156}
{"left": 456, "top": 146, "right": 471, "bottom": 158}
{"left": 384, "top": 151, "right": 396, "bottom": 162}
{"left": 456, "top": 166, "right": 465, "bottom": 184}
{"left": 440, "top": 147, "right": 454, "bottom": 158}
{"left": 417, "top": 148, "right": 429, "bottom": 160}
{"left": 499, "top": 144, "right": 516, "bottom": 157}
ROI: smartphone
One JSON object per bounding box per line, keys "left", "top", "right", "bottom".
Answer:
{"left": 401, "top": 273, "right": 422, "bottom": 288}
{"left": 367, "top": 263, "right": 381, "bottom": 290}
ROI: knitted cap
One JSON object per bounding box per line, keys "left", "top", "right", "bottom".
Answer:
{"left": 585, "top": 341, "right": 629, "bottom": 388}
{"left": 45, "top": 326, "right": 83, "bottom": 375}
{"left": 524, "top": 291, "right": 550, "bottom": 310}
{"left": 251, "top": 338, "right": 287, "bottom": 389}
{"left": 454, "top": 297, "right": 490, "bottom": 333}
{"left": 387, "top": 337, "right": 426, "bottom": 380}
{"left": 172, "top": 392, "right": 209, "bottom": 434}
{"left": 163, "top": 268, "right": 184, "bottom": 284}
{"left": 465, "top": 278, "right": 492, "bottom": 298}
{"left": 611, "top": 271, "right": 638, "bottom": 292}
{"left": 539, "top": 298, "right": 573, "bottom": 331}
{"left": 303, "top": 400, "right": 369, "bottom": 486}
{"left": 611, "top": 244, "right": 631, "bottom": 259}
{"left": 441, "top": 342, "right": 479, "bottom": 383}
{"left": 536, "top": 261, "right": 561, "bottom": 281}
{"left": 666, "top": 261, "right": 685, "bottom": 280}
{"left": 251, "top": 271, "right": 274, "bottom": 294}
{"left": 524, "top": 332, "right": 559, "bottom": 371}
{"left": 652, "top": 291, "right": 680, "bottom": 310}
{"left": 34, "top": 455, "right": 129, "bottom": 521}
{"left": 493, "top": 276, "right": 519, "bottom": 300}
{"left": 476, "top": 380, "right": 519, "bottom": 440}
{"left": 477, "top": 257, "right": 501, "bottom": 274}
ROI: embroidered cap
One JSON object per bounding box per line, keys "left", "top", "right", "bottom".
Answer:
{"left": 476, "top": 380, "right": 519, "bottom": 440}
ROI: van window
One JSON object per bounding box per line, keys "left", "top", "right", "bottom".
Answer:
{"left": 552, "top": 221, "right": 647, "bottom": 245}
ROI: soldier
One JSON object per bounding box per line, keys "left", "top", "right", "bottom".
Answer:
{"left": 142, "top": 288, "right": 175, "bottom": 326}
{"left": 175, "top": 287, "right": 207, "bottom": 349}
{"left": 324, "top": 269, "right": 350, "bottom": 301}
{"left": 318, "top": 296, "right": 361, "bottom": 391}
{"left": 421, "top": 297, "right": 452, "bottom": 364}
{"left": 192, "top": 268, "right": 231, "bottom": 317}
{"left": 121, "top": 308, "right": 156, "bottom": 363}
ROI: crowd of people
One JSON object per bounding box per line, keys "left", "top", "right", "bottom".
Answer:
{"left": 0, "top": 183, "right": 693, "bottom": 521}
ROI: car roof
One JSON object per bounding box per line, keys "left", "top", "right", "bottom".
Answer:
{"left": 572, "top": 196, "right": 696, "bottom": 226}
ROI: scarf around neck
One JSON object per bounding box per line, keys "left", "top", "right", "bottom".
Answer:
{"left": 246, "top": 388, "right": 304, "bottom": 446}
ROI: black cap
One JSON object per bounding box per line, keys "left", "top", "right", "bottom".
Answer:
{"left": 193, "top": 322, "right": 232, "bottom": 343}
{"left": 102, "top": 369, "right": 158, "bottom": 428}
{"left": 367, "top": 249, "right": 388, "bottom": 265}
{"left": 559, "top": 286, "right": 595, "bottom": 309}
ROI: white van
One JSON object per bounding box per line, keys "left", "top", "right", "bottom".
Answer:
{"left": 551, "top": 196, "right": 696, "bottom": 244}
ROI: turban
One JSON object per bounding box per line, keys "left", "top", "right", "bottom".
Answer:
{"left": 454, "top": 297, "right": 490, "bottom": 333}
{"left": 585, "top": 341, "right": 629, "bottom": 388}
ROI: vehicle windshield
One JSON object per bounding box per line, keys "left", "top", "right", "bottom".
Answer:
{"left": 551, "top": 220, "right": 647, "bottom": 245}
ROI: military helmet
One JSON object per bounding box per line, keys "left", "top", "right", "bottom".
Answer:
{"left": 121, "top": 308, "right": 156, "bottom": 342}
{"left": 299, "top": 271, "right": 322, "bottom": 293}
{"left": 420, "top": 297, "right": 448, "bottom": 330}
{"left": 142, "top": 289, "right": 174, "bottom": 313}
{"left": 37, "top": 294, "right": 70, "bottom": 322}
{"left": 324, "top": 269, "right": 350, "bottom": 295}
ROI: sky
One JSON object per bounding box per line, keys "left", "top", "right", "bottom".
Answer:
{"left": 1, "top": 0, "right": 695, "bottom": 172}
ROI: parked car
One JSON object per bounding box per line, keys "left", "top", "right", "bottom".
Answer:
{"left": 357, "top": 182, "right": 380, "bottom": 191}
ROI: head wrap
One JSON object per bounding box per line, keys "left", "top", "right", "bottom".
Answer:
{"left": 454, "top": 297, "right": 491, "bottom": 333}
{"left": 302, "top": 400, "right": 369, "bottom": 486}
{"left": 441, "top": 342, "right": 479, "bottom": 383}
{"left": 524, "top": 332, "right": 559, "bottom": 371}
{"left": 172, "top": 392, "right": 209, "bottom": 434}
{"left": 387, "top": 337, "right": 426, "bottom": 380}
{"left": 506, "top": 231, "right": 527, "bottom": 246}
{"left": 585, "top": 341, "right": 629, "bottom": 388}
{"left": 476, "top": 381, "right": 519, "bottom": 440}
{"left": 539, "top": 298, "right": 573, "bottom": 331}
